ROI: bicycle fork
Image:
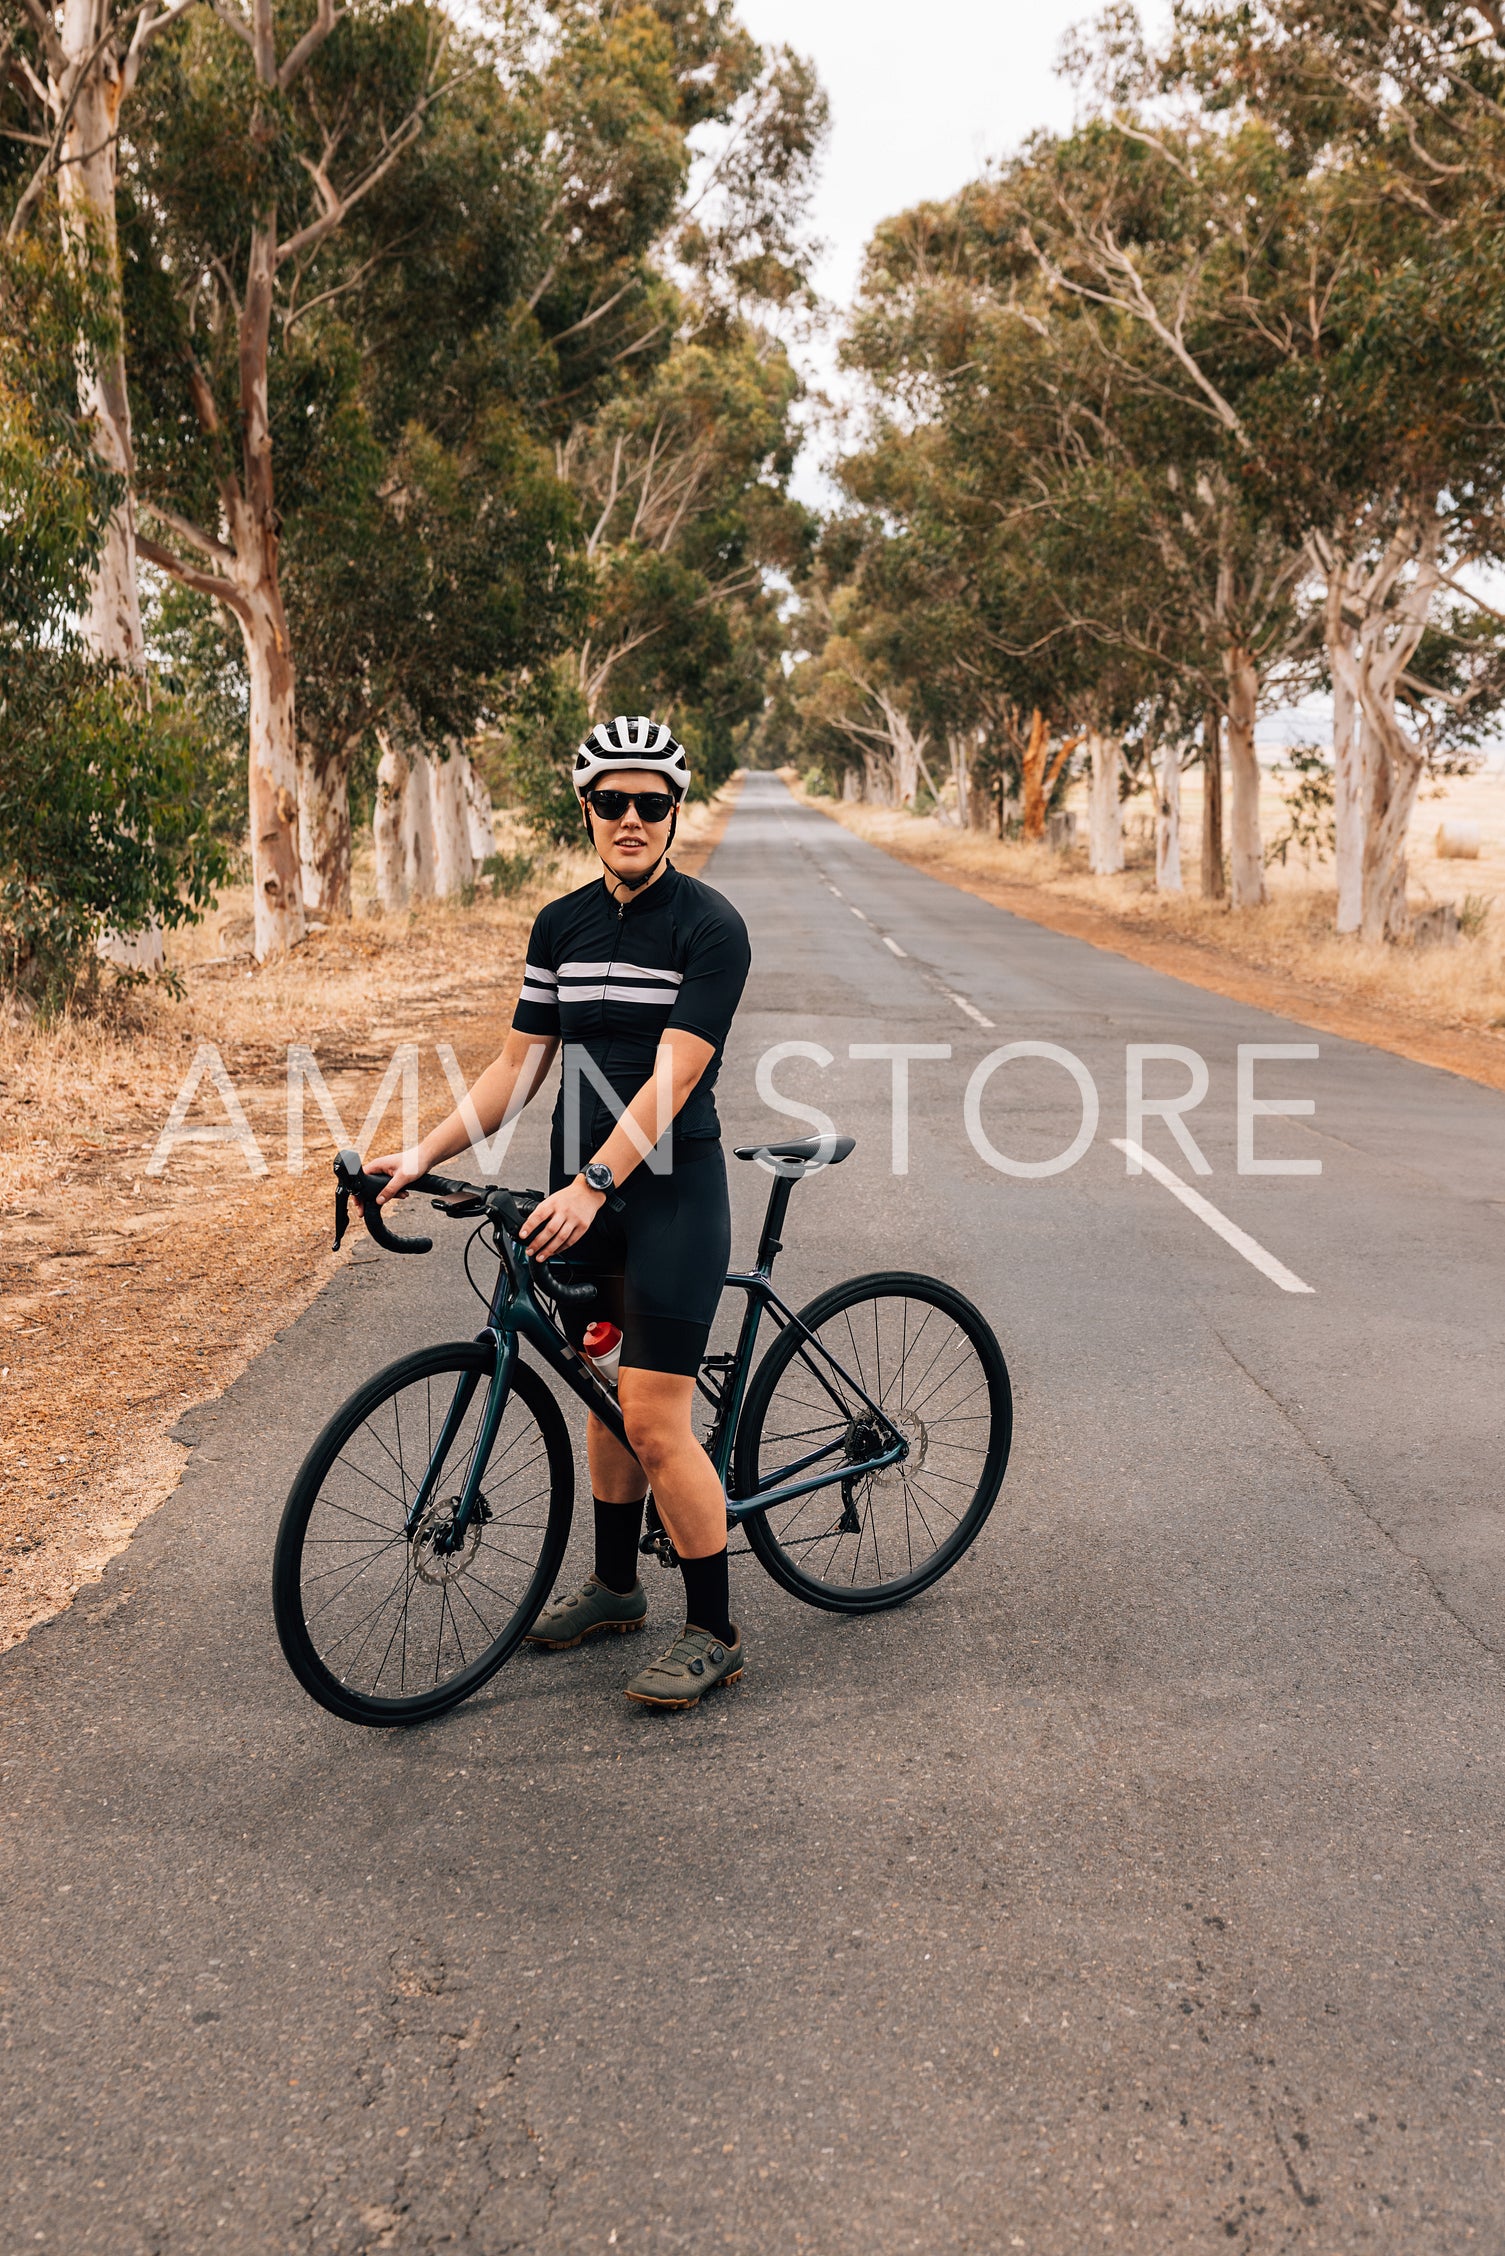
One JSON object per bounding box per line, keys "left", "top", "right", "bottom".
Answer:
{"left": 403, "top": 1332, "right": 517, "bottom": 1552}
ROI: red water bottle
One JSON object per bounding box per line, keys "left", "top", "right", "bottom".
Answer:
{"left": 581, "top": 1319, "right": 622, "bottom": 1386}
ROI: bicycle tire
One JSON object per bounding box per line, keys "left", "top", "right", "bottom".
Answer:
{"left": 273, "top": 1341, "right": 574, "bottom": 1726}
{"left": 733, "top": 1271, "right": 1011, "bottom": 1614}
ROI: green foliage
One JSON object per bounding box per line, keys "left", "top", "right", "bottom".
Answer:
{"left": 0, "top": 657, "right": 229, "bottom": 1009}
{"left": 117, "top": 0, "right": 820, "bottom": 859}
{"left": 495, "top": 664, "right": 593, "bottom": 846}
{"left": 0, "top": 232, "right": 122, "bottom": 635}
{"left": 481, "top": 847, "right": 552, "bottom": 898}
{"left": 0, "top": 226, "right": 228, "bottom": 1007}
{"left": 1266, "top": 746, "right": 1337, "bottom": 868}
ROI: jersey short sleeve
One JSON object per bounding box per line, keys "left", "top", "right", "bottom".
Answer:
{"left": 512, "top": 904, "right": 562, "bottom": 1037}
{"left": 666, "top": 889, "right": 751, "bottom": 1050}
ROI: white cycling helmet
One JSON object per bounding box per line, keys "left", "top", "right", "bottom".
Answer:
{"left": 573, "top": 715, "right": 690, "bottom": 798}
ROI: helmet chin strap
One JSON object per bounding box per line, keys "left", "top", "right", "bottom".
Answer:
{"left": 582, "top": 800, "right": 679, "bottom": 893}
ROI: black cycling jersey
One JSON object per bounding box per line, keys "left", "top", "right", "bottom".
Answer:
{"left": 512, "top": 862, "right": 750, "bottom": 1176}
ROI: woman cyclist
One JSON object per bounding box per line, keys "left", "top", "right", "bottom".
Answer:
{"left": 369, "top": 717, "right": 751, "bottom": 1710}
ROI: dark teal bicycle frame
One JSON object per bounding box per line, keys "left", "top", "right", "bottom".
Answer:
{"left": 402, "top": 1164, "right": 907, "bottom": 1550}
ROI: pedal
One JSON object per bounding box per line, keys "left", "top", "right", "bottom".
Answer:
{"left": 637, "top": 1526, "right": 678, "bottom": 1570}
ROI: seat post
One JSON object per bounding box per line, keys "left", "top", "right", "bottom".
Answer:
{"left": 754, "top": 1169, "right": 799, "bottom": 1272}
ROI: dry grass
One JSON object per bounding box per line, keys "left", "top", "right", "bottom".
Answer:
{"left": 0, "top": 783, "right": 739, "bottom": 1649}
{"left": 791, "top": 765, "right": 1505, "bottom": 1071}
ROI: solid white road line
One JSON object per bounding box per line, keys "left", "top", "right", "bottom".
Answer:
{"left": 1111, "top": 1139, "right": 1315, "bottom": 1295}
{"left": 883, "top": 935, "right": 907, "bottom": 957}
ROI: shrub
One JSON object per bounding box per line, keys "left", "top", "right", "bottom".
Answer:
{"left": 0, "top": 654, "right": 230, "bottom": 1011}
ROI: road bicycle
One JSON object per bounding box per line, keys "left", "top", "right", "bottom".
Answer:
{"left": 272, "top": 1134, "right": 1013, "bottom": 1726}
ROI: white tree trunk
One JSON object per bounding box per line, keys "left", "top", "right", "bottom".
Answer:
{"left": 893, "top": 729, "right": 920, "bottom": 809}
{"left": 1332, "top": 665, "right": 1364, "bottom": 934}
{"left": 1322, "top": 557, "right": 1366, "bottom": 934}
{"left": 1223, "top": 646, "right": 1265, "bottom": 909}
{"left": 298, "top": 742, "right": 353, "bottom": 918}
{"left": 950, "top": 734, "right": 969, "bottom": 827}
{"left": 1155, "top": 743, "right": 1183, "bottom": 892}
{"left": 402, "top": 751, "right": 437, "bottom": 903}
{"left": 374, "top": 733, "right": 410, "bottom": 911}
{"left": 57, "top": 15, "right": 161, "bottom": 973}
{"left": 432, "top": 748, "right": 478, "bottom": 897}
{"left": 1319, "top": 514, "right": 1440, "bottom": 942}
{"left": 1086, "top": 731, "right": 1124, "bottom": 875}
{"left": 239, "top": 575, "right": 308, "bottom": 957}
{"left": 1358, "top": 710, "right": 1424, "bottom": 941}
{"left": 841, "top": 766, "right": 862, "bottom": 802}
{"left": 861, "top": 749, "right": 893, "bottom": 805}
{"left": 464, "top": 758, "right": 496, "bottom": 862}
{"left": 56, "top": 10, "right": 144, "bottom": 671}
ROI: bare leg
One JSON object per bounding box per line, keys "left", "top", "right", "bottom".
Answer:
{"left": 586, "top": 1412, "right": 647, "bottom": 1507}
{"left": 616, "top": 1369, "right": 726, "bottom": 1560}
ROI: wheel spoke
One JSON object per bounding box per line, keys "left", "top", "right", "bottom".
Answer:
{"left": 285, "top": 1351, "right": 565, "bottom": 1715}
{"left": 743, "top": 1284, "right": 1006, "bottom": 1601}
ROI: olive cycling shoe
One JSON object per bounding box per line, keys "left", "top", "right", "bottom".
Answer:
{"left": 526, "top": 1575, "right": 649, "bottom": 1650}
{"left": 624, "top": 1625, "right": 743, "bottom": 1709}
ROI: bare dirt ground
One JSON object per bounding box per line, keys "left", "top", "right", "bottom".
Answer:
{"left": 0, "top": 784, "right": 740, "bottom": 1650}
{"left": 794, "top": 763, "right": 1505, "bottom": 1095}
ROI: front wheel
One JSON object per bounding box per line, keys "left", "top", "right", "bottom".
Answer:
{"left": 273, "top": 1342, "right": 574, "bottom": 1725}
{"left": 733, "top": 1272, "right": 1011, "bottom": 1614}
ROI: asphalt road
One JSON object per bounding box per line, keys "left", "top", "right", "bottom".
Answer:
{"left": 4, "top": 772, "right": 1504, "bottom": 2255}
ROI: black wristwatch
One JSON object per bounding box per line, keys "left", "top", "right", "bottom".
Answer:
{"left": 583, "top": 1160, "right": 616, "bottom": 1195}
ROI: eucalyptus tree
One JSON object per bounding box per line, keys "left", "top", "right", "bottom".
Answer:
{"left": 0, "top": 229, "right": 225, "bottom": 1002}
{"left": 115, "top": 0, "right": 458, "bottom": 956}
{"left": 559, "top": 325, "right": 812, "bottom": 770}
{"left": 1018, "top": 21, "right": 1505, "bottom": 936}
{"left": 3, "top": 0, "right": 199, "bottom": 666}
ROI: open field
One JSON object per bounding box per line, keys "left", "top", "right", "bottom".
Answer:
{"left": 0, "top": 788, "right": 739, "bottom": 1650}
{"left": 792, "top": 761, "right": 1505, "bottom": 1092}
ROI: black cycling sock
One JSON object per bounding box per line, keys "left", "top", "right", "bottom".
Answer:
{"left": 593, "top": 1495, "right": 646, "bottom": 1595}
{"left": 679, "top": 1546, "right": 733, "bottom": 1644}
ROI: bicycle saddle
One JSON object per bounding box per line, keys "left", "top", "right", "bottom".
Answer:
{"left": 732, "top": 1133, "right": 855, "bottom": 1170}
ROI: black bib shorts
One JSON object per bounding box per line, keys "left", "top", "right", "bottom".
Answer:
{"left": 550, "top": 1142, "right": 731, "bottom": 1377}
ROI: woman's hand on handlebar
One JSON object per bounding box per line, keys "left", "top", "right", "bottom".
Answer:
{"left": 519, "top": 1176, "right": 604, "bottom": 1260}
{"left": 366, "top": 1147, "right": 428, "bottom": 1205}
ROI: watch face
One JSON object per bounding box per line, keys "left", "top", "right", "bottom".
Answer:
{"left": 586, "top": 1163, "right": 612, "bottom": 1191}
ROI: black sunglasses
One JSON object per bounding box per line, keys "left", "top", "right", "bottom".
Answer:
{"left": 586, "top": 788, "right": 677, "bottom": 824}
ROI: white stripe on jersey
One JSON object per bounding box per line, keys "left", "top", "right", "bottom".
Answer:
{"left": 518, "top": 982, "right": 559, "bottom": 1007}
{"left": 557, "top": 959, "right": 682, "bottom": 986}
{"left": 555, "top": 983, "right": 679, "bottom": 1006}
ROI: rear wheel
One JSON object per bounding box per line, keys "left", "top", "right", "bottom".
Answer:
{"left": 733, "top": 1272, "right": 1011, "bottom": 1613}
{"left": 273, "top": 1342, "right": 573, "bottom": 1725}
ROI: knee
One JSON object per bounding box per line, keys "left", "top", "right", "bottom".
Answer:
{"left": 621, "top": 1404, "right": 677, "bottom": 1475}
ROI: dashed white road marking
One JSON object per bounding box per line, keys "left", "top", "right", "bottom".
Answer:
{"left": 937, "top": 986, "right": 994, "bottom": 1030}
{"left": 1112, "top": 1139, "right": 1315, "bottom": 1295}
{"left": 823, "top": 869, "right": 991, "bottom": 1023}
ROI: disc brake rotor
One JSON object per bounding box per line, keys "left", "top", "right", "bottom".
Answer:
{"left": 870, "top": 1410, "right": 927, "bottom": 1491}
{"left": 410, "top": 1495, "right": 488, "bottom": 1585}
{"left": 842, "top": 1411, "right": 927, "bottom": 1512}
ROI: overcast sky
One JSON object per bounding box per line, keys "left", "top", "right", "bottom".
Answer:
{"left": 736, "top": 0, "right": 1098, "bottom": 313}
{"left": 733, "top": 0, "right": 1158, "bottom": 501}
